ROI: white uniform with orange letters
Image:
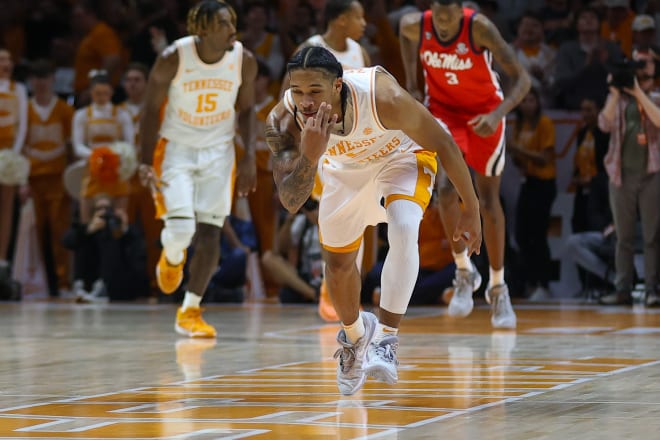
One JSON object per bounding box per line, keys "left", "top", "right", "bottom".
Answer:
{"left": 155, "top": 37, "right": 243, "bottom": 228}
{"left": 283, "top": 66, "right": 437, "bottom": 252}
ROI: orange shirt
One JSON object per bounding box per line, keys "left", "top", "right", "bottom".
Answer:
{"left": 26, "top": 97, "right": 73, "bottom": 176}
{"left": 255, "top": 96, "right": 276, "bottom": 172}
{"left": 514, "top": 115, "right": 557, "bottom": 180}
{"left": 601, "top": 12, "right": 635, "bottom": 58}
{"left": 0, "top": 81, "right": 19, "bottom": 149}
{"left": 74, "top": 22, "right": 122, "bottom": 93}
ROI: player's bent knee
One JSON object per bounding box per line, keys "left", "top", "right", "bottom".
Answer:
{"left": 162, "top": 217, "right": 196, "bottom": 250}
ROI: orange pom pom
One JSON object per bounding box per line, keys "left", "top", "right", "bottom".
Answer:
{"left": 89, "top": 146, "right": 120, "bottom": 185}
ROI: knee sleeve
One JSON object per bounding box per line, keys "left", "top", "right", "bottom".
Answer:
{"left": 161, "top": 217, "right": 196, "bottom": 254}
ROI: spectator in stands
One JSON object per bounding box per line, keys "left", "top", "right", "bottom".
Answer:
{"left": 571, "top": 97, "right": 611, "bottom": 233}
{"left": 62, "top": 193, "right": 148, "bottom": 302}
{"left": 278, "top": 0, "right": 317, "bottom": 60}
{"left": 261, "top": 197, "right": 323, "bottom": 304}
{"left": 72, "top": 0, "right": 123, "bottom": 106}
{"left": 631, "top": 14, "right": 659, "bottom": 56}
{"left": 509, "top": 87, "right": 557, "bottom": 301}
{"left": 601, "top": 0, "right": 636, "bottom": 57}
{"left": 511, "top": 10, "right": 557, "bottom": 108}
{"left": 598, "top": 50, "right": 660, "bottom": 306}
{"left": 21, "top": 60, "right": 74, "bottom": 297}
{"left": 554, "top": 7, "right": 623, "bottom": 110}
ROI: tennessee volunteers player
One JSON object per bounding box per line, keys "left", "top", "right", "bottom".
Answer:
{"left": 400, "top": 0, "right": 531, "bottom": 328}
{"left": 139, "top": 0, "right": 257, "bottom": 338}
{"left": 266, "top": 46, "right": 481, "bottom": 395}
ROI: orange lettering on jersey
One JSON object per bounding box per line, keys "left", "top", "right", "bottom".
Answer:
{"left": 182, "top": 79, "right": 234, "bottom": 93}
{"left": 177, "top": 108, "right": 232, "bottom": 126}
{"left": 326, "top": 137, "right": 378, "bottom": 157}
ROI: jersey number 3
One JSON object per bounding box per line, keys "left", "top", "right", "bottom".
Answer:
{"left": 445, "top": 72, "right": 459, "bottom": 85}
{"left": 196, "top": 93, "right": 219, "bottom": 113}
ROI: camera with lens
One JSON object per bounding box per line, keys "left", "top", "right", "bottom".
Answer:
{"left": 608, "top": 58, "right": 648, "bottom": 90}
{"left": 101, "top": 206, "right": 122, "bottom": 235}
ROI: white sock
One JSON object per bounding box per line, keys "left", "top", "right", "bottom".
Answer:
{"left": 342, "top": 314, "right": 365, "bottom": 344}
{"left": 165, "top": 249, "right": 185, "bottom": 266}
{"left": 373, "top": 323, "right": 398, "bottom": 345}
{"left": 453, "top": 249, "right": 473, "bottom": 271}
{"left": 489, "top": 267, "right": 504, "bottom": 288}
{"left": 182, "top": 291, "right": 203, "bottom": 310}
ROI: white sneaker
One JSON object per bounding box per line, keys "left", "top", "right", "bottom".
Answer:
{"left": 333, "top": 311, "right": 378, "bottom": 396}
{"left": 486, "top": 284, "right": 517, "bottom": 329}
{"left": 448, "top": 268, "right": 482, "bottom": 317}
{"left": 528, "top": 286, "right": 551, "bottom": 302}
{"left": 365, "top": 335, "right": 399, "bottom": 384}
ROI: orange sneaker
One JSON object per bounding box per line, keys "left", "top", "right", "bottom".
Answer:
{"left": 157, "top": 250, "right": 186, "bottom": 294}
{"left": 175, "top": 307, "right": 217, "bottom": 338}
{"left": 318, "top": 280, "right": 340, "bottom": 322}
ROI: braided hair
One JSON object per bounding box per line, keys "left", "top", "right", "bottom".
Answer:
{"left": 186, "top": 0, "right": 236, "bottom": 36}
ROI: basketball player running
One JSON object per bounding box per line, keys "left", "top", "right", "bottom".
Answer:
{"left": 266, "top": 46, "right": 481, "bottom": 395}
{"left": 400, "top": 0, "right": 531, "bottom": 328}
{"left": 140, "top": 1, "right": 257, "bottom": 338}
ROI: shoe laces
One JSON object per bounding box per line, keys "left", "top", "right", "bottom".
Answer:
{"left": 374, "top": 337, "right": 399, "bottom": 365}
{"left": 453, "top": 269, "right": 472, "bottom": 290}
{"left": 334, "top": 332, "right": 357, "bottom": 373}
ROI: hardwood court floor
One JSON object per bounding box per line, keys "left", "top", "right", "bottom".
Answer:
{"left": 1, "top": 301, "right": 660, "bottom": 439}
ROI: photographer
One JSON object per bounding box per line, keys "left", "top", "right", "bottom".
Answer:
{"left": 598, "top": 53, "right": 660, "bottom": 306}
{"left": 62, "top": 194, "right": 148, "bottom": 302}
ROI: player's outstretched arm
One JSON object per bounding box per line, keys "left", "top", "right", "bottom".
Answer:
{"left": 375, "top": 71, "right": 482, "bottom": 254}
{"left": 265, "top": 102, "right": 335, "bottom": 213}
{"left": 235, "top": 49, "right": 258, "bottom": 196}
{"left": 399, "top": 12, "right": 423, "bottom": 99}
{"left": 472, "top": 15, "right": 531, "bottom": 120}
{"left": 140, "top": 47, "right": 178, "bottom": 165}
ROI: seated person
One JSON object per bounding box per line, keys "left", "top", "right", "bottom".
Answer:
{"left": 261, "top": 197, "right": 322, "bottom": 303}
{"left": 62, "top": 193, "right": 148, "bottom": 302}
{"left": 362, "top": 193, "right": 456, "bottom": 306}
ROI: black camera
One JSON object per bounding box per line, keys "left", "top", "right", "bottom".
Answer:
{"left": 101, "top": 207, "right": 122, "bottom": 234}
{"left": 608, "top": 59, "right": 648, "bottom": 90}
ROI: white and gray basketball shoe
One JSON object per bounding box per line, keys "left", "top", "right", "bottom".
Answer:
{"left": 448, "top": 268, "right": 482, "bottom": 317}
{"left": 486, "top": 283, "right": 517, "bottom": 329}
{"left": 333, "top": 311, "right": 378, "bottom": 395}
{"left": 365, "top": 335, "right": 399, "bottom": 384}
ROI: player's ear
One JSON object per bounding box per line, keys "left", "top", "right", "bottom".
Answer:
{"left": 334, "top": 78, "right": 342, "bottom": 94}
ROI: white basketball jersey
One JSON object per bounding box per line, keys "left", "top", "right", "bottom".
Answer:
{"left": 284, "top": 66, "right": 419, "bottom": 168}
{"left": 160, "top": 36, "right": 243, "bottom": 148}
{"left": 305, "top": 35, "right": 366, "bottom": 69}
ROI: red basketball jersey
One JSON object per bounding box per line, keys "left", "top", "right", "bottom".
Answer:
{"left": 419, "top": 8, "right": 502, "bottom": 118}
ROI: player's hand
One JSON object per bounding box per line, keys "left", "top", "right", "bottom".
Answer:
{"left": 236, "top": 154, "right": 257, "bottom": 197}
{"left": 468, "top": 112, "right": 500, "bottom": 137}
{"left": 453, "top": 203, "right": 482, "bottom": 256}
{"left": 300, "top": 102, "right": 338, "bottom": 163}
{"left": 138, "top": 164, "right": 166, "bottom": 194}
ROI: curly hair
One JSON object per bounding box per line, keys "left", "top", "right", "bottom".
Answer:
{"left": 186, "top": 0, "right": 236, "bottom": 36}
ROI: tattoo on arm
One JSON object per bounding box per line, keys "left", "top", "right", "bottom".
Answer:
{"left": 266, "top": 127, "right": 317, "bottom": 212}
{"left": 474, "top": 18, "right": 531, "bottom": 115}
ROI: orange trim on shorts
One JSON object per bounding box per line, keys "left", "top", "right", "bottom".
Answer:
{"left": 321, "top": 234, "right": 363, "bottom": 254}
{"left": 384, "top": 150, "right": 437, "bottom": 211}
{"left": 152, "top": 138, "right": 168, "bottom": 219}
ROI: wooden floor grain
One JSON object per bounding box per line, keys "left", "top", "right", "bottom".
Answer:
{"left": 1, "top": 301, "right": 660, "bottom": 439}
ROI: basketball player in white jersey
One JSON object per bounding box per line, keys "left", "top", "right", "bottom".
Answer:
{"left": 140, "top": 1, "right": 257, "bottom": 338}
{"left": 266, "top": 46, "right": 481, "bottom": 395}
{"left": 279, "top": 0, "right": 369, "bottom": 97}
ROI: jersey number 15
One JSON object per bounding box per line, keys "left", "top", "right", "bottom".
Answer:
{"left": 196, "top": 93, "right": 219, "bottom": 113}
